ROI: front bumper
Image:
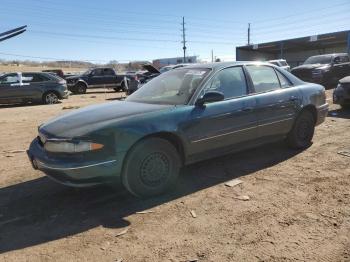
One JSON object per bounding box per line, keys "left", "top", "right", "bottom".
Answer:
{"left": 316, "top": 103, "right": 329, "bottom": 126}
{"left": 27, "top": 138, "right": 122, "bottom": 187}
{"left": 61, "top": 90, "right": 69, "bottom": 99}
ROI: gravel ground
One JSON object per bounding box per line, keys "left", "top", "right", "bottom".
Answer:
{"left": 0, "top": 89, "right": 349, "bottom": 262}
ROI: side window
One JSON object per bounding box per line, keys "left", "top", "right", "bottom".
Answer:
{"left": 334, "top": 56, "right": 349, "bottom": 64}
{"left": 91, "top": 69, "right": 103, "bottom": 76}
{"left": 275, "top": 70, "right": 291, "bottom": 88}
{"left": 22, "top": 73, "right": 50, "bottom": 83}
{"left": 0, "top": 74, "right": 19, "bottom": 84}
{"left": 206, "top": 67, "right": 247, "bottom": 99}
{"left": 247, "top": 65, "right": 280, "bottom": 93}
{"left": 103, "top": 69, "right": 115, "bottom": 76}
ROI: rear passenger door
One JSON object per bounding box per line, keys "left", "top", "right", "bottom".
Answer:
{"left": 102, "top": 68, "right": 117, "bottom": 88}
{"left": 21, "top": 73, "right": 51, "bottom": 99}
{"left": 246, "top": 65, "right": 301, "bottom": 138}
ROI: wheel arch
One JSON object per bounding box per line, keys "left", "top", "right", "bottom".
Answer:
{"left": 300, "top": 104, "right": 317, "bottom": 124}
{"left": 125, "top": 131, "right": 186, "bottom": 166}
{"left": 76, "top": 80, "right": 88, "bottom": 87}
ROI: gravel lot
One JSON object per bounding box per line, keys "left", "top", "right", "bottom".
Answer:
{"left": 0, "top": 89, "right": 349, "bottom": 262}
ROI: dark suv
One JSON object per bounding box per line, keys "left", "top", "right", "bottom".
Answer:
{"left": 291, "top": 53, "right": 350, "bottom": 87}
{"left": 0, "top": 72, "right": 69, "bottom": 104}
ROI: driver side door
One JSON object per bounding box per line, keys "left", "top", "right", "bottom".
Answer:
{"left": 89, "top": 69, "right": 104, "bottom": 88}
{"left": 0, "top": 73, "right": 21, "bottom": 102}
{"left": 183, "top": 66, "right": 258, "bottom": 159}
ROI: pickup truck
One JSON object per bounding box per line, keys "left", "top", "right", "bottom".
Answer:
{"left": 291, "top": 53, "right": 350, "bottom": 87}
{"left": 66, "top": 67, "right": 136, "bottom": 94}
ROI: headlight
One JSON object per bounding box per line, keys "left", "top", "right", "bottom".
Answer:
{"left": 44, "top": 140, "right": 104, "bottom": 153}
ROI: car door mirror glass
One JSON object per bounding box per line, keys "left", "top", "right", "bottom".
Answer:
{"left": 195, "top": 91, "right": 224, "bottom": 106}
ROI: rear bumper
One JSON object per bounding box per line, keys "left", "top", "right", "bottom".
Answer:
{"left": 27, "top": 138, "right": 122, "bottom": 187}
{"left": 316, "top": 103, "right": 329, "bottom": 126}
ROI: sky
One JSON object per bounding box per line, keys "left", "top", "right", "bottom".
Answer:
{"left": 0, "top": 0, "right": 349, "bottom": 63}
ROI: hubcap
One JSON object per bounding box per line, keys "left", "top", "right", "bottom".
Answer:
{"left": 140, "top": 152, "right": 170, "bottom": 187}
{"left": 45, "top": 93, "right": 58, "bottom": 104}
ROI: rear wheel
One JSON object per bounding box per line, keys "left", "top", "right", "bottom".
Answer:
{"left": 42, "top": 92, "right": 59, "bottom": 104}
{"left": 287, "top": 110, "right": 315, "bottom": 149}
{"left": 122, "top": 138, "right": 181, "bottom": 198}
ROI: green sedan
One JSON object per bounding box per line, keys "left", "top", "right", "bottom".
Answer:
{"left": 27, "top": 62, "right": 329, "bottom": 197}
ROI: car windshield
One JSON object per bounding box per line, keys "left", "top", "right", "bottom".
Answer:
{"left": 126, "top": 68, "right": 210, "bottom": 105}
{"left": 304, "top": 55, "right": 332, "bottom": 65}
{"left": 82, "top": 69, "right": 92, "bottom": 75}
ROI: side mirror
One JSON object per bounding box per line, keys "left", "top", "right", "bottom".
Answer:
{"left": 195, "top": 91, "right": 224, "bottom": 106}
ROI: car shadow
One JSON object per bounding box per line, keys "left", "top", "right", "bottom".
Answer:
{"left": 0, "top": 101, "right": 62, "bottom": 109}
{"left": 0, "top": 141, "right": 301, "bottom": 254}
{"left": 328, "top": 108, "right": 350, "bottom": 119}
{"left": 69, "top": 90, "right": 123, "bottom": 95}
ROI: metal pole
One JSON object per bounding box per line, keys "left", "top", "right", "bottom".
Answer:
{"left": 182, "top": 16, "right": 186, "bottom": 63}
{"left": 248, "top": 23, "right": 251, "bottom": 45}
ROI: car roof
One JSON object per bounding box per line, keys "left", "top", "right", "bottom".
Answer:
{"left": 182, "top": 61, "right": 278, "bottom": 71}
{"left": 268, "top": 59, "right": 286, "bottom": 62}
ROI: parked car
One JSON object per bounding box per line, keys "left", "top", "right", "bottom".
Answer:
{"left": 66, "top": 67, "right": 137, "bottom": 94}
{"left": 333, "top": 76, "right": 350, "bottom": 109}
{"left": 42, "top": 69, "right": 65, "bottom": 79}
{"left": 125, "top": 64, "right": 160, "bottom": 95}
{"left": 268, "top": 59, "right": 290, "bottom": 71}
{"left": 0, "top": 72, "right": 68, "bottom": 104}
{"left": 27, "top": 62, "right": 328, "bottom": 197}
{"left": 291, "top": 53, "right": 350, "bottom": 87}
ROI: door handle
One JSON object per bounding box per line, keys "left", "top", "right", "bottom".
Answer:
{"left": 242, "top": 107, "right": 253, "bottom": 112}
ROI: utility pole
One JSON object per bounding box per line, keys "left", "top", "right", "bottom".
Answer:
{"left": 182, "top": 16, "right": 187, "bottom": 63}
{"left": 247, "top": 23, "right": 251, "bottom": 45}
{"left": 211, "top": 50, "right": 214, "bottom": 63}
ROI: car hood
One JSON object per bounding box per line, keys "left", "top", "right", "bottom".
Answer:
{"left": 65, "top": 75, "right": 82, "bottom": 80}
{"left": 292, "top": 64, "right": 329, "bottom": 71}
{"left": 339, "top": 76, "right": 350, "bottom": 84}
{"left": 40, "top": 101, "right": 172, "bottom": 137}
{"left": 142, "top": 64, "right": 160, "bottom": 74}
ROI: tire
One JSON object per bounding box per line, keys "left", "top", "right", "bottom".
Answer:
{"left": 75, "top": 83, "right": 87, "bottom": 94}
{"left": 42, "top": 92, "right": 59, "bottom": 104}
{"left": 122, "top": 138, "right": 181, "bottom": 198}
{"left": 286, "top": 110, "right": 315, "bottom": 149}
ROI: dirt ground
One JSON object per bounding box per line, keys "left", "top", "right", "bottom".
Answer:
{"left": 0, "top": 89, "right": 349, "bottom": 262}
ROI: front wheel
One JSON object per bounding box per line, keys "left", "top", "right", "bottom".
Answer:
{"left": 75, "top": 83, "right": 87, "bottom": 94}
{"left": 43, "top": 92, "right": 59, "bottom": 104}
{"left": 286, "top": 110, "right": 315, "bottom": 149}
{"left": 122, "top": 138, "right": 181, "bottom": 198}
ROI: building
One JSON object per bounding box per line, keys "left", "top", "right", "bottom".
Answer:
{"left": 236, "top": 30, "right": 350, "bottom": 67}
{"left": 153, "top": 56, "right": 197, "bottom": 69}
